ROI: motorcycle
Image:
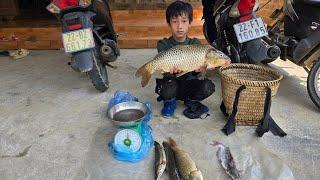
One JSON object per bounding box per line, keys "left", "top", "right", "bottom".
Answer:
{"left": 202, "top": 0, "right": 281, "bottom": 64}
{"left": 46, "top": 0, "right": 120, "bottom": 92}
{"left": 262, "top": 0, "right": 320, "bottom": 109}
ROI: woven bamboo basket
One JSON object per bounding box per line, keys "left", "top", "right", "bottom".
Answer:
{"left": 219, "top": 63, "right": 283, "bottom": 126}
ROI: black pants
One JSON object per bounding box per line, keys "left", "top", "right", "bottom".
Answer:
{"left": 155, "top": 76, "right": 215, "bottom": 101}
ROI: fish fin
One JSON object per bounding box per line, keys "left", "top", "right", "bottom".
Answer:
{"left": 141, "top": 73, "right": 151, "bottom": 87}
{"left": 167, "top": 137, "right": 178, "bottom": 148}
{"left": 135, "top": 63, "right": 152, "bottom": 87}
{"left": 135, "top": 63, "right": 146, "bottom": 77}
{"left": 190, "top": 170, "right": 204, "bottom": 180}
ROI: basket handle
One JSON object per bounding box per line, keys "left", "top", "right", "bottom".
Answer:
{"left": 221, "top": 85, "right": 287, "bottom": 137}
{"left": 256, "top": 87, "right": 287, "bottom": 137}
{"left": 221, "top": 85, "right": 246, "bottom": 135}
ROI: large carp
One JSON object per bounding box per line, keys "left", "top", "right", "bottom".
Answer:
{"left": 135, "top": 44, "right": 231, "bottom": 87}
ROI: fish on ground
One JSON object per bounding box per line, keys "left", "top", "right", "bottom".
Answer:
{"left": 211, "top": 141, "right": 241, "bottom": 180}
{"left": 163, "top": 140, "right": 182, "bottom": 180}
{"left": 167, "top": 138, "right": 203, "bottom": 180}
{"left": 135, "top": 44, "right": 231, "bottom": 87}
{"left": 155, "top": 141, "right": 167, "bottom": 180}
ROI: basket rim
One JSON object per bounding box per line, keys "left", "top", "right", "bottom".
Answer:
{"left": 219, "top": 63, "right": 283, "bottom": 87}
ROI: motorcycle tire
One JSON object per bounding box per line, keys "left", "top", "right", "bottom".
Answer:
{"left": 88, "top": 46, "right": 109, "bottom": 92}
{"left": 307, "top": 59, "right": 320, "bottom": 109}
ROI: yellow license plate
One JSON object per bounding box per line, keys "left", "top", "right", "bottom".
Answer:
{"left": 62, "top": 28, "right": 95, "bottom": 53}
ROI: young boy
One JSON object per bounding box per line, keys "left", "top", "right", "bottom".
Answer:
{"left": 155, "top": 0, "right": 215, "bottom": 118}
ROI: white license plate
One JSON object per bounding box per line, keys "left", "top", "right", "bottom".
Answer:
{"left": 62, "top": 28, "right": 95, "bottom": 53}
{"left": 233, "top": 17, "right": 268, "bottom": 43}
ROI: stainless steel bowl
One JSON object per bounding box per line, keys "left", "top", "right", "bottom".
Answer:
{"left": 107, "top": 101, "right": 148, "bottom": 127}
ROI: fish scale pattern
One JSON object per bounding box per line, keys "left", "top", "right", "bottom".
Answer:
{"left": 151, "top": 45, "right": 212, "bottom": 72}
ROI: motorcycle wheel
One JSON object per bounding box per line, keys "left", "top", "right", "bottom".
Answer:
{"left": 261, "top": 39, "right": 277, "bottom": 64}
{"left": 307, "top": 59, "right": 320, "bottom": 109}
{"left": 88, "top": 46, "right": 109, "bottom": 92}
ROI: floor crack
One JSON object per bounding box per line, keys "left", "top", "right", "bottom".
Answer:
{"left": 0, "top": 145, "right": 32, "bottom": 159}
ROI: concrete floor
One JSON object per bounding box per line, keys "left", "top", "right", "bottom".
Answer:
{"left": 0, "top": 50, "right": 319, "bottom": 180}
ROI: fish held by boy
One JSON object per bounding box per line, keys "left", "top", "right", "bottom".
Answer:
{"left": 135, "top": 44, "right": 231, "bottom": 87}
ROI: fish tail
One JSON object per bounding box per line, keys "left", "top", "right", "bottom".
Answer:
{"left": 190, "top": 170, "right": 204, "bottom": 180}
{"left": 135, "top": 63, "right": 152, "bottom": 87}
{"left": 167, "top": 137, "right": 178, "bottom": 148}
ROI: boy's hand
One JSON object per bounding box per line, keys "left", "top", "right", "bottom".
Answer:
{"left": 169, "top": 66, "right": 183, "bottom": 74}
{"left": 194, "top": 64, "right": 208, "bottom": 73}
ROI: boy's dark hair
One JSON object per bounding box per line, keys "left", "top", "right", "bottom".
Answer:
{"left": 166, "top": 1, "right": 193, "bottom": 24}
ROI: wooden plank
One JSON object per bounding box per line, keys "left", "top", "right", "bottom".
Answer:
{"left": 0, "top": 0, "right": 19, "bottom": 17}
{"left": 111, "top": 8, "right": 203, "bottom": 20}
{"left": 0, "top": 27, "right": 61, "bottom": 41}
{"left": 118, "top": 39, "right": 148, "bottom": 49}
{"left": 0, "top": 28, "right": 33, "bottom": 41}
{"left": 50, "top": 40, "right": 63, "bottom": 49}
{"left": 0, "top": 41, "right": 18, "bottom": 49}
{"left": 147, "top": 39, "right": 158, "bottom": 48}
{"left": 257, "top": 0, "right": 283, "bottom": 26}
{"left": 0, "top": 8, "right": 209, "bottom": 49}
{"left": 20, "top": 40, "right": 51, "bottom": 50}
{"left": 118, "top": 35, "right": 206, "bottom": 48}
{"left": 31, "top": 28, "right": 62, "bottom": 41}
{"left": 109, "top": 2, "right": 202, "bottom": 11}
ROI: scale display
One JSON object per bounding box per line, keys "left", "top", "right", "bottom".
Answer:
{"left": 114, "top": 129, "right": 142, "bottom": 152}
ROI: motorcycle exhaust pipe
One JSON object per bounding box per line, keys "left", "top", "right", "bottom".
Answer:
{"left": 68, "top": 60, "right": 80, "bottom": 72}
{"left": 100, "top": 44, "right": 117, "bottom": 63}
{"left": 261, "top": 36, "right": 281, "bottom": 59}
{"left": 246, "top": 39, "right": 280, "bottom": 63}
{"left": 100, "top": 45, "right": 114, "bottom": 58}
{"left": 267, "top": 45, "right": 281, "bottom": 59}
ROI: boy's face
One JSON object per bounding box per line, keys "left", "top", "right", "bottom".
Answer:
{"left": 169, "top": 13, "right": 191, "bottom": 40}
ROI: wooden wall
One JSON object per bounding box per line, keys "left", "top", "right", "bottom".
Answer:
{"left": 0, "top": 0, "right": 284, "bottom": 49}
